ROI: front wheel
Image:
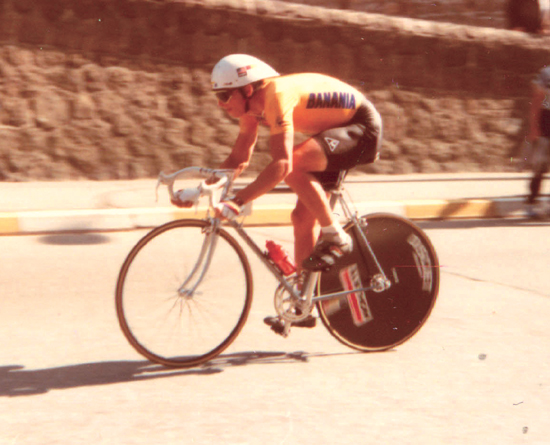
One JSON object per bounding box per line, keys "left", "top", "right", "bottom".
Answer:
{"left": 317, "top": 213, "right": 439, "bottom": 351}
{"left": 116, "top": 219, "right": 253, "bottom": 368}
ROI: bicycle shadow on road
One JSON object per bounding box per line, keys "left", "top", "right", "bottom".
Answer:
{"left": 0, "top": 351, "right": 362, "bottom": 397}
{"left": 0, "top": 361, "right": 220, "bottom": 397}
{"left": 203, "top": 350, "right": 362, "bottom": 369}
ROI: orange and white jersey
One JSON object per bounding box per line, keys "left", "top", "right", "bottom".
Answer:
{"left": 260, "top": 73, "right": 366, "bottom": 135}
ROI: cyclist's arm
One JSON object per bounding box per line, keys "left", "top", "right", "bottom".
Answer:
{"left": 234, "top": 129, "right": 294, "bottom": 205}
{"left": 207, "top": 116, "right": 258, "bottom": 185}
{"left": 231, "top": 87, "right": 297, "bottom": 205}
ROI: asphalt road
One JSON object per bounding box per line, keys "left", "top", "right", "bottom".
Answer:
{"left": 1, "top": 220, "right": 549, "bottom": 444}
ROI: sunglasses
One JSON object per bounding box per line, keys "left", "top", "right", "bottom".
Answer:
{"left": 215, "top": 89, "right": 236, "bottom": 103}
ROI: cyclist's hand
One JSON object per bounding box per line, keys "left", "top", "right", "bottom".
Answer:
{"left": 171, "top": 198, "right": 194, "bottom": 208}
{"left": 214, "top": 200, "right": 242, "bottom": 220}
{"left": 171, "top": 188, "right": 200, "bottom": 208}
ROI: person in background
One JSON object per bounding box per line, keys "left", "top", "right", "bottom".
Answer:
{"left": 507, "top": 0, "right": 550, "bottom": 34}
{"left": 526, "top": 65, "right": 550, "bottom": 218}
{"left": 541, "top": 0, "right": 550, "bottom": 33}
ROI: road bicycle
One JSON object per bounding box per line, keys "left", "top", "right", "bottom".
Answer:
{"left": 115, "top": 167, "right": 439, "bottom": 368}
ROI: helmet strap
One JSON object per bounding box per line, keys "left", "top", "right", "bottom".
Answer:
{"left": 238, "top": 87, "right": 254, "bottom": 113}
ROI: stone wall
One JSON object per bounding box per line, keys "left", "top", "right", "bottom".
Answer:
{"left": 0, "top": 0, "right": 549, "bottom": 181}
{"left": 281, "top": 0, "right": 509, "bottom": 29}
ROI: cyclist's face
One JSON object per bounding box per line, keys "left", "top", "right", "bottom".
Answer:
{"left": 216, "top": 89, "right": 246, "bottom": 117}
{"left": 215, "top": 89, "right": 236, "bottom": 104}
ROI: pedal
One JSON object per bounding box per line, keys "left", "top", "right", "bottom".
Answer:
{"left": 283, "top": 320, "right": 291, "bottom": 337}
{"left": 270, "top": 321, "right": 291, "bottom": 338}
{"left": 265, "top": 316, "right": 291, "bottom": 338}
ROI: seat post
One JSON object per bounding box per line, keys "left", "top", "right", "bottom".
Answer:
{"left": 328, "top": 170, "right": 348, "bottom": 210}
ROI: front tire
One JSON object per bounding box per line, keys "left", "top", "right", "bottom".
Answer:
{"left": 116, "top": 219, "right": 253, "bottom": 368}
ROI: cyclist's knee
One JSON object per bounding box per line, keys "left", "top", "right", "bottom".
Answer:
{"left": 284, "top": 170, "right": 303, "bottom": 188}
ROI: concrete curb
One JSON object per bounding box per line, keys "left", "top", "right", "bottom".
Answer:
{"left": 0, "top": 197, "right": 533, "bottom": 235}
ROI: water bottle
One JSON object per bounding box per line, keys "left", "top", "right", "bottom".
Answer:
{"left": 265, "top": 240, "right": 296, "bottom": 276}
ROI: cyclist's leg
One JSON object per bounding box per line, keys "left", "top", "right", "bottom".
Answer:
{"left": 528, "top": 172, "right": 544, "bottom": 204}
{"left": 285, "top": 138, "right": 352, "bottom": 268}
{"left": 527, "top": 137, "right": 550, "bottom": 216}
{"left": 285, "top": 138, "right": 332, "bottom": 227}
{"left": 290, "top": 199, "right": 319, "bottom": 273}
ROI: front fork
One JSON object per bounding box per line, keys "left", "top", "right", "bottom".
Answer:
{"left": 177, "top": 220, "right": 220, "bottom": 297}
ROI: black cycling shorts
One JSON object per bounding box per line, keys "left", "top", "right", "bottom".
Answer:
{"left": 313, "top": 98, "right": 382, "bottom": 171}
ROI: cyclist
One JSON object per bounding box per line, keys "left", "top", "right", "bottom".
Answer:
{"left": 526, "top": 65, "right": 550, "bottom": 218}
{"left": 173, "top": 54, "right": 382, "bottom": 330}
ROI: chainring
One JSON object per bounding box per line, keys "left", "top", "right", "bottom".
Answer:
{"left": 273, "top": 275, "right": 313, "bottom": 323}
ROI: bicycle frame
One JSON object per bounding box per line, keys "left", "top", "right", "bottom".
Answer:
{"left": 159, "top": 167, "right": 391, "bottom": 309}
{"left": 218, "top": 187, "right": 392, "bottom": 313}
{"left": 245, "top": 211, "right": 388, "bottom": 301}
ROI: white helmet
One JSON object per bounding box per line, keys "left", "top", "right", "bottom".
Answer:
{"left": 211, "top": 54, "right": 279, "bottom": 91}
